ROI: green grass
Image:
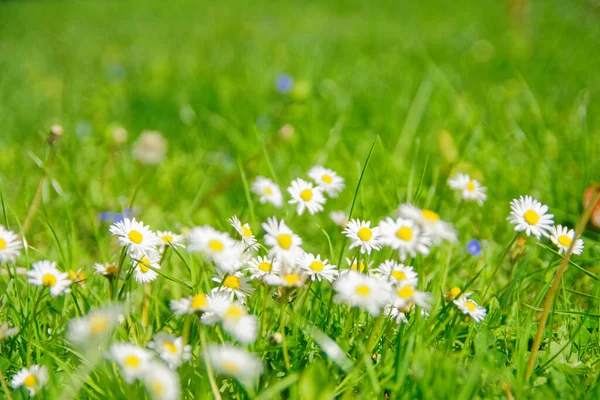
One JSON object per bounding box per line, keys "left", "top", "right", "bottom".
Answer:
{"left": 1, "top": 0, "right": 600, "bottom": 398}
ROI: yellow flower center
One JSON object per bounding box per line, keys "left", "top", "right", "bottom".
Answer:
{"left": 105, "top": 264, "right": 118, "bottom": 275}
{"left": 397, "top": 286, "right": 415, "bottom": 299}
{"left": 164, "top": 341, "right": 178, "bottom": 353}
{"left": 264, "top": 187, "right": 273, "bottom": 195}
{"left": 208, "top": 240, "right": 224, "bottom": 252}
{"left": 224, "top": 306, "right": 243, "bottom": 320}
{"left": 241, "top": 226, "right": 253, "bottom": 237}
{"left": 310, "top": 261, "right": 324, "bottom": 272}
{"left": 558, "top": 235, "right": 572, "bottom": 247}
{"left": 138, "top": 257, "right": 151, "bottom": 273}
{"left": 467, "top": 180, "right": 475, "bottom": 192}
{"left": 283, "top": 274, "right": 301, "bottom": 286}
{"left": 223, "top": 361, "right": 239, "bottom": 373}
{"left": 191, "top": 294, "right": 207, "bottom": 310}
{"left": 0, "top": 238, "right": 6, "bottom": 250}
{"left": 351, "top": 262, "right": 366, "bottom": 272}
{"left": 355, "top": 284, "right": 370, "bottom": 296}
{"left": 42, "top": 273, "right": 57, "bottom": 287}
{"left": 224, "top": 275, "right": 241, "bottom": 289}
{"left": 396, "top": 226, "right": 413, "bottom": 241}
{"left": 23, "top": 374, "right": 37, "bottom": 388}
{"left": 523, "top": 209, "right": 540, "bottom": 225}
{"left": 128, "top": 230, "right": 143, "bottom": 244}
{"left": 300, "top": 189, "right": 313, "bottom": 201}
{"left": 151, "top": 381, "right": 164, "bottom": 394}
{"left": 90, "top": 315, "right": 109, "bottom": 334}
{"left": 161, "top": 235, "right": 173, "bottom": 243}
{"left": 465, "top": 301, "right": 477, "bottom": 311}
{"left": 448, "top": 287, "right": 461, "bottom": 299}
{"left": 124, "top": 355, "right": 140, "bottom": 368}
{"left": 322, "top": 175, "right": 333, "bottom": 184}
{"left": 258, "top": 261, "right": 272, "bottom": 272}
{"left": 357, "top": 227, "right": 372, "bottom": 241}
{"left": 277, "top": 234, "right": 292, "bottom": 250}
{"left": 391, "top": 270, "right": 407, "bottom": 281}
{"left": 422, "top": 210, "right": 439, "bottom": 223}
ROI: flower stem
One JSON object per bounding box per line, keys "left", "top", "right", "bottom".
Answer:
{"left": 200, "top": 330, "right": 222, "bottom": 400}
{"left": 0, "top": 369, "right": 14, "bottom": 400}
{"left": 280, "top": 289, "right": 291, "bottom": 371}
{"left": 26, "top": 290, "right": 44, "bottom": 364}
{"left": 482, "top": 233, "right": 519, "bottom": 298}
{"left": 142, "top": 283, "right": 150, "bottom": 329}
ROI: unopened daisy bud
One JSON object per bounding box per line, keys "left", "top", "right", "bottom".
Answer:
{"left": 446, "top": 287, "right": 462, "bottom": 301}
{"left": 48, "top": 124, "right": 63, "bottom": 145}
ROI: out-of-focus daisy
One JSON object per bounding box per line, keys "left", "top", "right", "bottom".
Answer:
{"left": 343, "top": 219, "right": 382, "bottom": 255}
{"left": 251, "top": 177, "right": 283, "bottom": 207}
{"left": 170, "top": 293, "right": 209, "bottom": 315}
{"left": 378, "top": 217, "right": 431, "bottom": 261}
{"left": 372, "top": 260, "right": 418, "bottom": 287}
{"left": 68, "top": 269, "right": 86, "bottom": 287}
{"left": 386, "top": 305, "right": 409, "bottom": 324}
{"left": 205, "top": 296, "right": 258, "bottom": 344}
{"left": 188, "top": 226, "right": 236, "bottom": 261}
{"left": 507, "top": 196, "right": 554, "bottom": 239}
{"left": 549, "top": 225, "right": 584, "bottom": 256}
{"left": 262, "top": 217, "right": 303, "bottom": 266}
{"left": 247, "top": 255, "right": 281, "bottom": 281}
{"left": 0, "top": 323, "right": 19, "bottom": 341}
{"left": 397, "top": 204, "right": 458, "bottom": 244}
{"left": 392, "top": 283, "right": 432, "bottom": 310}
{"left": 228, "top": 216, "right": 260, "bottom": 252}
{"left": 466, "top": 239, "right": 482, "bottom": 256}
{"left": 298, "top": 252, "right": 338, "bottom": 283}
{"left": 109, "top": 218, "right": 161, "bottom": 257}
{"left": 445, "top": 286, "right": 462, "bottom": 302}
{"left": 265, "top": 268, "right": 306, "bottom": 288}
{"left": 132, "top": 253, "right": 161, "bottom": 283}
{"left": 312, "top": 329, "right": 352, "bottom": 371}
{"left": 333, "top": 271, "right": 392, "bottom": 316}
{"left": 345, "top": 257, "right": 373, "bottom": 273}
{"left": 204, "top": 344, "right": 264, "bottom": 385}
{"left": 94, "top": 262, "right": 119, "bottom": 278}
{"left": 287, "top": 178, "right": 326, "bottom": 215}
{"left": 156, "top": 231, "right": 186, "bottom": 249}
{"left": 148, "top": 332, "right": 191, "bottom": 369}
{"left": 11, "top": 365, "right": 48, "bottom": 397}
{"left": 132, "top": 130, "right": 167, "bottom": 165}
{"left": 330, "top": 211, "right": 348, "bottom": 228}
{"left": 67, "top": 305, "right": 121, "bottom": 347}
{"left": 454, "top": 295, "right": 487, "bottom": 323}
{"left": 212, "top": 242, "right": 246, "bottom": 274}
{"left": 110, "top": 343, "right": 154, "bottom": 383}
{"left": 142, "top": 361, "right": 181, "bottom": 400}
{"left": 26, "top": 260, "right": 72, "bottom": 297}
{"left": 308, "top": 166, "right": 345, "bottom": 197}
{"left": 448, "top": 173, "right": 487, "bottom": 205}
{"left": 212, "top": 271, "right": 254, "bottom": 300}
{"left": 0, "top": 225, "right": 22, "bottom": 263}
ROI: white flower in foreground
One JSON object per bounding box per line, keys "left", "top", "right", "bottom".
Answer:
{"left": 549, "top": 225, "right": 584, "bottom": 256}
{"left": 298, "top": 252, "right": 338, "bottom": 283}
{"left": 397, "top": 204, "right": 458, "bottom": 244}
{"left": 94, "top": 262, "right": 119, "bottom": 278}
{"left": 228, "top": 216, "right": 260, "bottom": 252}
{"left": 142, "top": 361, "right": 181, "bottom": 400}
{"left": 378, "top": 217, "right": 431, "bottom": 261}
{"left": 251, "top": 176, "right": 283, "bottom": 207}
{"left": 132, "top": 253, "right": 161, "bottom": 283}
{"left": 454, "top": 295, "right": 487, "bottom": 323}
{"left": 308, "top": 166, "right": 345, "bottom": 197}
{"left": 148, "top": 333, "right": 191, "bottom": 369}
{"left": 188, "top": 226, "right": 235, "bottom": 262}
{"left": 448, "top": 173, "right": 487, "bottom": 205}
{"left": 0, "top": 323, "right": 19, "bottom": 341}
{"left": 333, "top": 271, "right": 392, "bottom": 316}
{"left": 27, "top": 260, "right": 72, "bottom": 297}
{"left": 204, "top": 344, "right": 264, "bottom": 386}
{"left": 247, "top": 255, "right": 281, "bottom": 281}
{"left": 343, "top": 219, "right": 382, "bottom": 255}
{"left": 262, "top": 217, "right": 303, "bottom": 265}
{"left": 132, "top": 130, "right": 167, "bottom": 165}
{"left": 212, "top": 271, "right": 254, "bottom": 300}
{"left": 109, "top": 218, "right": 161, "bottom": 257}
{"left": 392, "top": 283, "right": 432, "bottom": 310}
{"left": 507, "top": 195, "right": 554, "bottom": 239}
{"left": 0, "top": 225, "right": 22, "bottom": 263}
{"left": 67, "top": 305, "right": 121, "bottom": 347}
{"left": 110, "top": 343, "right": 154, "bottom": 383}
{"left": 372, "top": 260, "right": 418, "bottom": 287}
{"left": 329, "top": 211, "right": 349, "bottom": 228}
{"left": 205, "top": 296, "right": 258, "bottom": 344}
{"left": 170, "top": 293, "right": 209, "bottom": 315}
{"left": 287, "top": 178, "right": 326, "bottom": 215}
{"left": 11, "top": 365, "right": 48, "bottom": 397}
{"left": 156, "top": 231, "right": 186, "bottom": 249}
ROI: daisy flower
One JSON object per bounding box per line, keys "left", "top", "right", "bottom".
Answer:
{"left": 156, "top": 230, "right": 186, "bottom": 249}
{"left": 204, "top": 344, "right": 264, "bottom": 386}
{"left": 26, "top": 260, "right": 72, "bottom": 297}
{"left": 445, "top": 286, "right": 462, "bottom": 302}
{"left": 148, "top": 332, "right": 191, "bottom": 369}
{"left": 549, "top": 225, "right": 584, "bottom": 256}
{"left": 142, "top": 361, "right": 181, "bottom": 400}
{"left": 287, "top": 178, "right": 326, "bottom": 215}
{"left": 397, "top": 204, "right": 458, "bottom": 244}
{"left": 385, "top": 305, "right": 409, "bottom": 324}
{"left": 262, "top": 217, "right": 303, "bottom": 266}
{"left": 67, "top": 305, "right": 122, "bottom": 347}
{"left": 329, "top": 211, "right": 349, "bottom": 228}
{"left": 0, "top": 225, "right": 22, "bottom": 263}
{"left": 333, "top": 271, "right": 392, "bottom": 316}
{"left": 298, "top": 252, "right": 338, "bottom": 283}
{"left": 265, "top": 268, "right": 307, "bottom": 288}
{"left": 228, "top": 216, "right": 260, "bottom": 252}
{"left": 0, "top": 323, "right": 19, "bottom": 341}
{"left": 109, "top": 343, "right": 154, "bottom": 383}
{"left": 378, "top": 217, "right": 431, "bottom": 261}
{"left": 94, "top": 262, "right": 119, "bottom": 278}
{"left": 448, "top": 173, "right": 487, "bottom": 205}
{"left": 507, "top": 195, "right": 554, "bottom": 238}
{"left": 212, "top": 242, "right": 246, "bottom": 274}
{"left": 343, "top": 219, "right": 382, "bottom": 255}
{"left": 308, "top": 166, "right": 345, "bottom": 197}
{"left": 345, "top": 257, "right": 373, "bottom": 273}
{"left": 392, "top": 283, "right": 432, "bottom": 310}
{"left": 372, "top": 260, "right": 418, "bottom": 287}
{"left": 109, "top": 218, "right": 161, "bottom": 257}
{"left": 251, "top": 176, "right": 283, "bottom": 207}
{"left": 205, "top": 296, "right": 258, "bottom": 344}
{"left": 132, "top": 253, "right": 161, "bottom": 283}
{"left": 170, "top": 293, "right": 209, "bottom": 315}
{"left": 454, "top": 295, "right": 487, "bottom": 323}
{"left": 212, "top": 271, "right": 254, "bottom": 300}
{"left": 247, "top": 255, "right": 282, "bottom": 281}
{"left": 188, "top": 226, "right": 236, "bottom": 262}
{"left": 11, "top": 365, "right": 48, "bottom": 397}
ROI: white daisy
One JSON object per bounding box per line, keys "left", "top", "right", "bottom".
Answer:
{"left": 265, "top": 268, "right": 307, "bottom": 288}
{"left": 170, "top": 293, "right": 209, "bottom": 315}
{"left": 67, "top": 305, "right": 122, "bottom": 347}
{"left": 188, "top": 226, "right": 236, "bottom": 262}
{"left": 345, "top": 257, "right": 374, "bottom": 274}
{"left": 228, "top": 216, "right": 260, "bottom": 252}
{"left": 298, "top": 252, "right": 338, "bottom": 283}
{"left": 378, "top": 217, "right": 431, "bottom": 261}
{"left": 0, "top": 225, "right": 22, "bottom": 263}
{"left": 549, "top": 225, "right": 584, "bottom": 255}
{"left": 148, "top": 332, "right": 191, "bottom": 369}
{"left": 156, "top": 230, "right": 186, "bottom": 249}
{"left": 109, "top": 343, "right": 154, "bottom": 383}
{"left": 454, "top": 295, "right": 487, "bottom": 323}
{"left": 132, "top": 253, "right": 161, "bottom": 283}
{"left": 397, "top": 204, "right": 458, "bottom": 244}
{"left": 308, "top": 166, "right": 345, "bottom": 198}
{"left": 204, "top": 344, "right": 264, "bottom": 385}
{"left": 26, "top": 260, "right": 72, "bottom": 297}
{"left": 287, "top": 178, "right": 326, "bottom": 215}
{"left": 205, "top": 296, "right": 258, "bottom": 344}
{"left": 372, "top": 260, "right": 418, "bottom": 287}
{"left": 11, "top": 365, "right": 48, "bottom": 397}
{"left": 109, "top": 218, "right": 161, "bottom": 257}
{"left": 392, "top": 283, "right": 432, "bottom": 310}
{"left": 94, "top": 262, "right": 119, "bottom": 278}
{"left": 251, "top": 176, "right": 283, "bottom": 207}
{"left": 247, "top": 255, "right": 282, "bottom": 281}
{"left": 343, "top": 219, "right": 382, "bottom": 255}
{"left": 329, "top": 211, "right": 349, "bottom": 228}
{"left": 0, "top": 323, "right": 19, "bottom": 341}
{"left": 385, "top": 305, "right": 409, "bottom": 324}
{"left": 507, "top": 195, "right": 554, "bottom": 239}
{"left": 262, "top": 217, "right": 303, "bottom": 266}
{"left": 142, "top": 361, "right": 181, "bottom": 400}
{"left": 333, "top": 271, "right": 392, "bottom": 316}
{"left": 212, "top": 242, "right": 246, "bottom": 274}
{"left": 212, "top": 271, "right": 254, "bottom": 300}
{"left": 448, "top": 173, "right": 488, "bottom": 206}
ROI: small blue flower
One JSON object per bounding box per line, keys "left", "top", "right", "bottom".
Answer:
{"left": 98, "top": 208, "right": 134, "bottom": 223}
{"left": 466, "top": 239, "right": 482, "bottom": 256}
{"left": 275, "top": 73, "right": 294, "bottom": 94}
